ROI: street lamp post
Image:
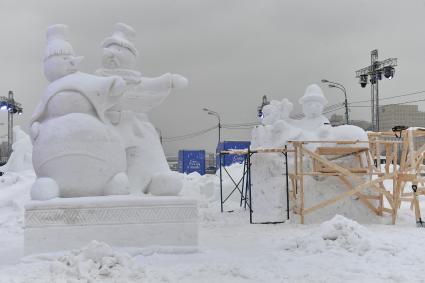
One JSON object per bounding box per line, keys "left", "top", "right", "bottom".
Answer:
{"left": 203, "top": 107, "right": 223, "bottom": 212}
{"left": 321, "top": 79, "right": 349, "bottom": 125}
{"left": 202, "top": 108, "right": 221, "bottom": 145}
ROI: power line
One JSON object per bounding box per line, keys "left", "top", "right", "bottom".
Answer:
{"left": 162, "top": 125, "right": 218, "bottom": 142}
{"left": 339, "top": 97, "right": 425, "bottom": 109}
{"left": 348, "top": 90, "right": 425, "bottom": 105}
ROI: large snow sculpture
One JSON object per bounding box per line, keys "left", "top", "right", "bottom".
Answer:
{"left": 25, "top": 24, "right": 198, "bottom": 255}
{"left": 96, "top": 23, "right": 188, "bottom": 196}
{"left": 30, "top": 24, "right": 129, "bottom": 200}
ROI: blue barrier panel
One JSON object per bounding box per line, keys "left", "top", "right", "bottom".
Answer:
{"left": 216, "top": 141, "right": 251, "bottom": 167}
{"left": 178, "top": 150, "right": 206, "bottom": 175}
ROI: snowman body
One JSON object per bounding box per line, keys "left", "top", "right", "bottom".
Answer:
{"left": 31, "top": 72, "right": 127, "bottom": 197}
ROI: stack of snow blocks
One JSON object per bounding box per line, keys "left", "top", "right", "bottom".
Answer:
{"left": 24, "top": 195, "right": 198, "bottom": 254}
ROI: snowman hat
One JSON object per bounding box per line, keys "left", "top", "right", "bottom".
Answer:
{"left": 299, "top": 84, "right": 328, "bottom": 106}
{"left": 44, "top": 24, "right": 75, "bottom": 61}
{"left": 101, "top": 23, "right": 138, "bottom": 57}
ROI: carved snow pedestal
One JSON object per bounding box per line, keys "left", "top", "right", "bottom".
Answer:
{"left": 24, "top": 196, "right": 198, "bottom": 254}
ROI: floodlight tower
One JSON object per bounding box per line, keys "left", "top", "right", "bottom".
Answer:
{"left": 257, "top": 95, "right": 270, "bottom": 119}
{"left": 355, "top": 49, "right": 397, "bottom": 131}
{"left": 0, "top": 91, "right": 23, "bottom": 157}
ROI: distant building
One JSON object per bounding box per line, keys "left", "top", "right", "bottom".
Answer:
{"left": 329, "top": 114, "right": 372, "bottom": 131}
{"left": 329, "top": 114, "right": 344, "bottom": 127}
{"left": 379, "top": 104, "right": 425, "bottom": 131}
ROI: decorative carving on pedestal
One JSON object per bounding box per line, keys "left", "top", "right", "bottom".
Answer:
{"left": 26, "top": 206, "right": 198, "bottom": 227}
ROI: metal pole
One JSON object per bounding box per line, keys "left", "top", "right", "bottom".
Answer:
{"left": 371, "top": 49, "right": 379, "bottom": 131}
{"left": 7, "top": 91, "right": 13, "bottom": 157}
{"left": 218, "top": 121, "right": 221, "bottom": 145}
{"left": 219, "top": 151, "right": 223, "bottom": 213}
{"left": 376, "top": 79, "right": 380, "bottom": 131}
{"left": 343, "top": 90, "right": 349, "bottom": 125}
{"left": 285, "top": 145, "right": 290, "bottom": 220}
{"left": 248, "top": 149, "right": 253, "bottom": 224}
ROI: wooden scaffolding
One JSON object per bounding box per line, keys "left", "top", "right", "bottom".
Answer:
{"left": 290, "top": 128, "right": 425, "bottom": 226}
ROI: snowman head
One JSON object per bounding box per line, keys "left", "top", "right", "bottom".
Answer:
{"left": 100, "top": 23, "right": 138, "bottom": 69}
{"left": 299, "top": 84, "right": 327, "bottom": 119}
{"left": 43, "top": 24, "right": 83, "bottom": 82}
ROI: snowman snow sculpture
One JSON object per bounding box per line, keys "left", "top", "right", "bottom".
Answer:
{"left": 30, "top": 24, "right": 130, "bottom": 200}
{"left": 96, "top": 23, "right": 188, "bottom": 196}
{"left": 295, "top": 84, "right": 330, "bottom": 132}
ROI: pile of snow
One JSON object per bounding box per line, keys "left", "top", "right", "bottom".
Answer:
{"left": 180, "top": 163, "right": 250, "bottom": 225}
{"left": 283, "top": 215, "right": 372, "bottom": 256}
{"left": 0, "top": 126, "right": 33, "bottom": 173}
{"left": 49, "top": 241, "right": 145, "bottom": 282}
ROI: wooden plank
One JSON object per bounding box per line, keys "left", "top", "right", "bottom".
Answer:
{"left": 339, "top": 176, "right": 379, "bottom": 215}
{"left": 316, "top": 147, "right": 369, "bottom": 155}
{"left": 382, "top": 208, "right": 393, "bottom": 214}
{"left": 288, "top": 140, "right": 369, "bottom": 144}
{"left": 385, "top": 143, "right": 392, "bottom": 175}
{"left": 316, "top": 168, "right": 368, "bottom": 174}
{"left": 301, "top": 147, "right": 360, "bottom": 177}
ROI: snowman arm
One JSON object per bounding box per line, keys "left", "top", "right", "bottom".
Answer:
{"left": 137, "top": 73, "right": 172, "bottom": 93}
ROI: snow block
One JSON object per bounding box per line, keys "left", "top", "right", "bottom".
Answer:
{"left": 24, "top": 195, "right": 198, "bottom": 254}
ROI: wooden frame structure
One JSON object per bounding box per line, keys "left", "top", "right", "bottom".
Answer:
{"left": 290, "top": 128, "right": 425, "bottom": 226}
{"left": 289, "top": 140, "right": 396, "bottom": 224}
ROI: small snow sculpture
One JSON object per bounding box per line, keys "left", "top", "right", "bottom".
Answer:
{"left": 30, "top": 24, "right": 130, "bottom": 200}
{"left": 0, "top": 126, "right": 33, "bottom": 173}
{"left": 252, "top": 84, "right": 340, "bottom": 148}
{"left": 250, "top": 84, "right": 371, "bottom": 223}
{"left": 96, "top": 23, "right": 188, "bottom": 196}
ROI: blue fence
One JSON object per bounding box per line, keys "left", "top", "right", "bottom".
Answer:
{"left": 178, "top": 150, "right": 206, "bottom": 175}
{"left": 216, "top": 141, "right": 251, "bottom": 167}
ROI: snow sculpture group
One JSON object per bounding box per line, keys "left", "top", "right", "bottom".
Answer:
{"left": 252, "top": 84, "right": 367, "bottom": 149}
{"left": 251, "top": 84, "right": 371, "bottom": 223}
{"left": 24, "top": 24, "right": 198, "bottom": 254}
{"left": 30, "top": 23, "right": 187, "bottom": 200}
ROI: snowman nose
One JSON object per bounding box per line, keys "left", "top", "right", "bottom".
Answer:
{"left": 70, "top": 56, "right": 84, "bottom": 66}
{"left": 103, "top": 48, "right": 115, "bottom": 57}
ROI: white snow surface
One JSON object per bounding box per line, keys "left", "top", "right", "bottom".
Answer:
{"left": 0, "top": 162, "right": 425, "bottom": 282}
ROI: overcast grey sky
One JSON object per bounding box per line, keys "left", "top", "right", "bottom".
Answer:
{"left": 1, "top": 0, "right": 425, "bottom": 155}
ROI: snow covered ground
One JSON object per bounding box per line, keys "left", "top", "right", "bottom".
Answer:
{"left": 0, "top": 165, "right": 424, "bottom": 282}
